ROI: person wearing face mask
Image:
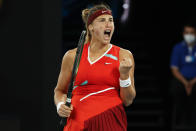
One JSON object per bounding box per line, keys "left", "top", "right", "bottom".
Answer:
{"left": 54, "top": 4, "right": 136, "bottom": 131}
{"left": 170, "top": 24, "right": 196, "bottom": 126}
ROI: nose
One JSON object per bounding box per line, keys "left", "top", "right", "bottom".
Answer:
{"left": 105, "top": 20, "right": 111, "bottom": 27}
{"left": 105, "top": 22, "right": 109, "bottom": 27}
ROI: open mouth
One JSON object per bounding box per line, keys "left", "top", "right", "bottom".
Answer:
{"left": 104, "top": 29, "right": 111, "bottom": 37}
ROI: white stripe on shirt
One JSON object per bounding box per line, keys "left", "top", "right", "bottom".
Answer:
{"left": 80, "top": 87, "right": 115, "bottom": 101}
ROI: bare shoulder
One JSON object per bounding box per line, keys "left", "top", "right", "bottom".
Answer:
{"left": 119, "top": 48, "right": 134, "bottom": 60}
{"left": 63, "top": 48, "right": 77, "bottom": 61}
{"left": 62, "top": 48, "right": 77, "bottom": 66}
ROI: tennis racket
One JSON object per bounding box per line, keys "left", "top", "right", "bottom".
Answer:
{"left": 60, "top": 30, "right": 86, "bottom": 126}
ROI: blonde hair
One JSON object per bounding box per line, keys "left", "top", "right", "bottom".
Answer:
{"left": 82, "top": 4, "right": 111, "bottom": 43}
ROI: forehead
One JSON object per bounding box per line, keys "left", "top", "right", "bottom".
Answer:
{"left": 184, "top": 26, "right": 196, "bottom": 32}
{"left": 95, "top": 14, "right": 113, "bottom": 20}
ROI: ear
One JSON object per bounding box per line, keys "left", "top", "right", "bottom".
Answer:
{"left": 88, "top": 24, "right": 94, "bottom": 32}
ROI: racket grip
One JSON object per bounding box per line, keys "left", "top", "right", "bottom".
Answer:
{"left": 60, "top": 118, "right": 67, "bottom": 126}
{"left": 60, "top": 99, "right": 71, "bottom": 126}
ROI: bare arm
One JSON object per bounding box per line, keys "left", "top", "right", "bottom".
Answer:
{"left": 54, "top": 49, "right": 76, "bottom": 117}
{"left": 119, "top": 48, "right": 136, "bottom": 107}
{"left": 190, "top": 77, "right": 196, "bottom": 85}
{"left": 171, "top": 67, "right": 188, "bottom": 86}
{"left": 171, "top": 67, "right": 194, "bottom": 96}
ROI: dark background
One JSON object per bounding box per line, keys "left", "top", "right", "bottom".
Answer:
{"left": 0, "top": 0, "right": 195, "bottom": 131}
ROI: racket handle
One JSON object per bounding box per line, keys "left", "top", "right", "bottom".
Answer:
{"left": 60, "top": 99, "right": 71, "bottom": 126}
{"left": 60, "top": 118, "right": 67, "bottom": 127}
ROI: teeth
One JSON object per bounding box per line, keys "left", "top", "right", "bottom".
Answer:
{"left": 105, "top": 29, "right": 111, "bottom": 33}
{"left": 104, "top": 29, "right": 111, "bottom": 36}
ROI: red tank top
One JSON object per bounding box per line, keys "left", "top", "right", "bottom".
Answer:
{"left": 64, "top": 42, "right": 127, "bottom": 131}
{"left": 73, "top": 42, "right": 120, "bottom": 95}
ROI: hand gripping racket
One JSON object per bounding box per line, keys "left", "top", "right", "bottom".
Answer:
{"left": 60, "top": 30, "right": 86, "bottom": 126}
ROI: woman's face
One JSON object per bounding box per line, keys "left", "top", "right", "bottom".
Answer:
{"left": 89, "top": 14, "right": 114, "bottom": 44}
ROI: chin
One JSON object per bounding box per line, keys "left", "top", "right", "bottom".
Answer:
{"left": 102, "top": 40, "right": 111, "bottom": 44}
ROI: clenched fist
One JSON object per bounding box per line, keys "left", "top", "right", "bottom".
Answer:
{"left": 57, "top": 104, "right": 73, "bottom": 118}
{"left": 119, "top": 58, "right": 133, "bottom": 79}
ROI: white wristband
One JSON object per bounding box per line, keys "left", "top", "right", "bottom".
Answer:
{"left": 119, "top": 76, "right": 131, "bottom": 88}
{"left": 57, "top": 102, "right": 65, "bottom": 112}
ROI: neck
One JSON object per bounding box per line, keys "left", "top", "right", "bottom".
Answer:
{"left": 187, "top": 42, "right": 195, "bottom": 48}
{"left": 89, "top": 38, "right": 110, "bottom": 53}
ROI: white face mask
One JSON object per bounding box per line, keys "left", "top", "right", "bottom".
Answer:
{"left": 184, "top": 34, "right": 196, "bottom": 44}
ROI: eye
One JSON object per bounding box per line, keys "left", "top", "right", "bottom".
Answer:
{"left": 109, "top": 18, "right": 113, "bottom": 22}
{"left": 100, "top": 18, "right": 105, "bottom": 22}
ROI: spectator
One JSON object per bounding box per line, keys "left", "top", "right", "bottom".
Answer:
{"left": 170, "top": 24, "right": 196, "bottom": 126}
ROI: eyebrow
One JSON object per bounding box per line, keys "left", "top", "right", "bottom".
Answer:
{"left": 97, "top": 17, "right": 113, "bottom": 20}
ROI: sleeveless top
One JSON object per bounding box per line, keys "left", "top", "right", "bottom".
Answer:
{"left": 64, "top": 42, "right": 127, "bottom": 131}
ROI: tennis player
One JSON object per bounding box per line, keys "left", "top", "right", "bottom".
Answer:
{"left": 54, "top": 4, "right": 136, "bottom": 131}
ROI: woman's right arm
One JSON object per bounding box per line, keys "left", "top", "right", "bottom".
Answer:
{"left": 54, "top": 49, "right": 76, "bottom": 117}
